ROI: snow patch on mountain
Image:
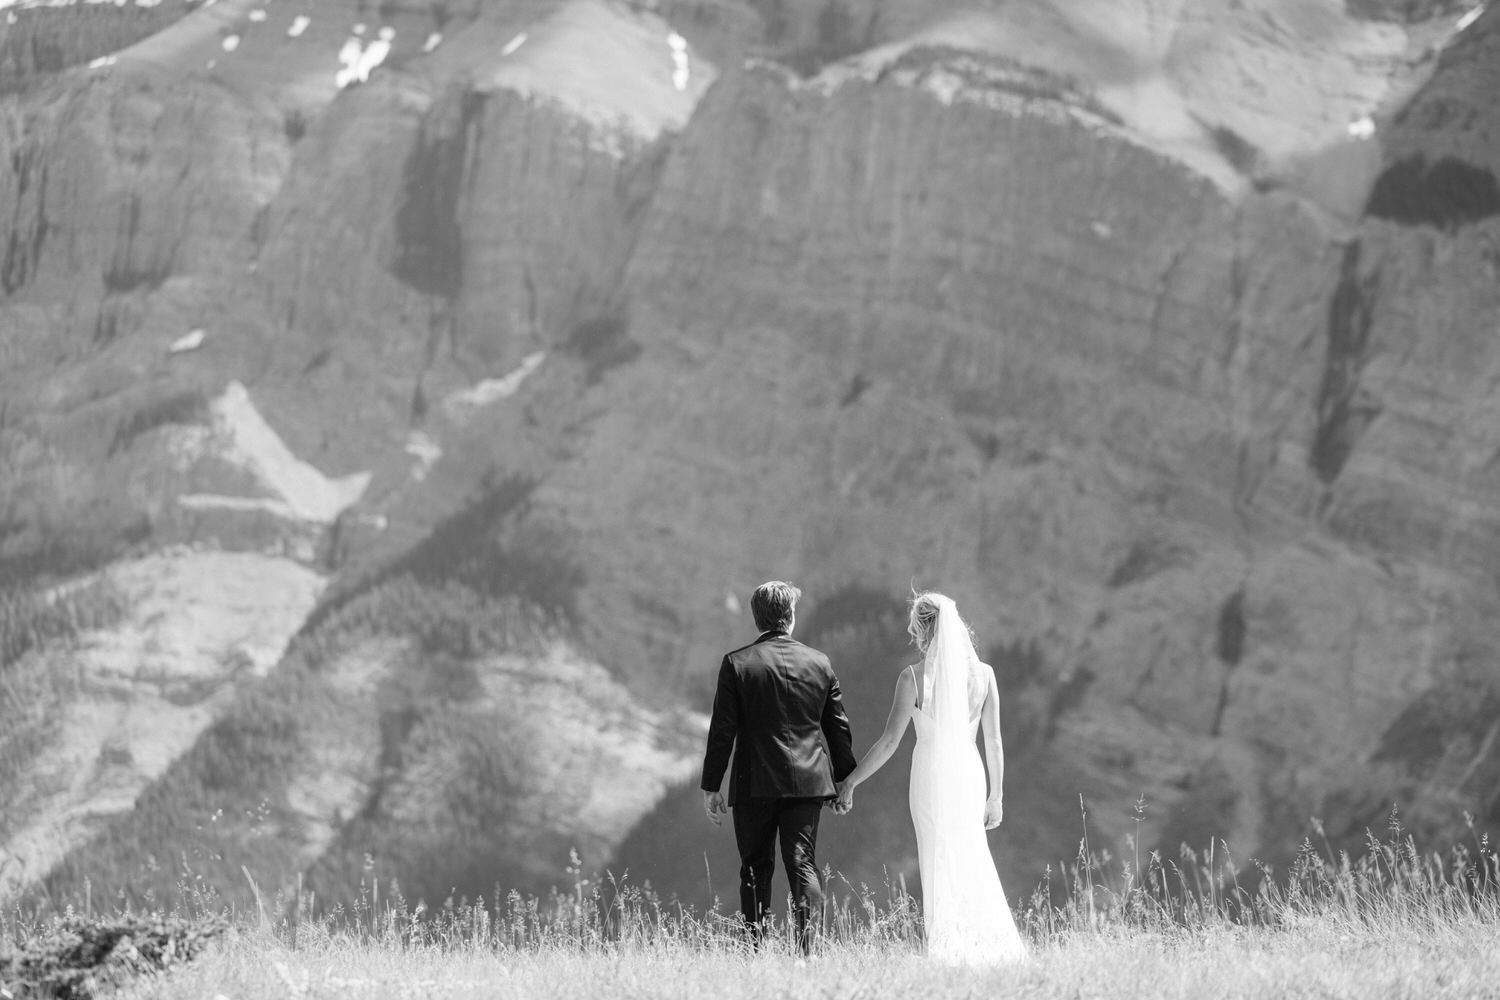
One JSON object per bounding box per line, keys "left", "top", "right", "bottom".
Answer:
{"left": 800, "top": 0, "right": 1471, "bottom": 193}
{"left": 175, "top": 381, "right": 370, "bottom": 523}
{"left": 443, "top": 351, "right": 546, "bottom": 418}
{"left": 404, "top": 431, "right": 442, "bottom": 482}
{"left": 335, "top": 25, "right": 394, "bottom": 88}
{"left": 483, "top": 0, "right": 715, "bottom": 155}
{"left": 168, "top": 328, "right": 206, "bottom": 353}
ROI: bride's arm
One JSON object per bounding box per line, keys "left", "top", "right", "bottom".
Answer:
{"left": 980, "top": 664, "right": 1004, "bottom": 827}
{"left": 842, "top": 667, "right": 917, "bottom": 793}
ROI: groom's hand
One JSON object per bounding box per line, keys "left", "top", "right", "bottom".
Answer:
{"left": 703, "top": 790, "right": 727, "bottom": 826}
{"left": 833, "top": 781, "right": 854, "bottom": 815}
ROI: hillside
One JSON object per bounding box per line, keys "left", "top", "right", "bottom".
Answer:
{"left": 3, "top": 0, "right": 1499, "bottom": 910}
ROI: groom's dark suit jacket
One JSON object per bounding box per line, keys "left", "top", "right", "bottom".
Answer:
{"left": 701, "top": 631, "right": 857, "bottom": 806}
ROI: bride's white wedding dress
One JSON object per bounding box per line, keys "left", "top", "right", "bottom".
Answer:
{"left": 908, "top": 599, "right": 1027, "bottom": 965}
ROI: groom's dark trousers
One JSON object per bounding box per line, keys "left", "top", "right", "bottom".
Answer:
{"left": 701, "top": 630, "right": 856, "bottom": 953}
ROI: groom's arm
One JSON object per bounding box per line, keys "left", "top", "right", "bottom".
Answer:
{"left": 701, "top": 656, "right": 738, "bottom": 794}
{"left": 821, "top": 672, "right": 857, "bottom": 783}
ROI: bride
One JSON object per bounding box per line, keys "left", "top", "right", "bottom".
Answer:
{"left": 836, "top": 592, "right": 1027, "bottom": 965}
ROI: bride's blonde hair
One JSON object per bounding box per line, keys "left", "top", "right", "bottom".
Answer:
{"left": 909, "top": 590, "right": 978, "bottom": 651}
{"left": 907, "top": 591, "right": 942, "bottom": 650}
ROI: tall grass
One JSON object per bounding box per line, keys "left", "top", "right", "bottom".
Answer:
{"left": 1026, "top": 802, "right": 1500, "bottom": 940}
{"left": 4, "top": 804, "right": 1497, "bottom": 998}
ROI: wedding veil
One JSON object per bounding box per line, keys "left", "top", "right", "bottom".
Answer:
{"left": 924, "top": 595, "right": 978, "bottom": 758}
{"left": 920, "top": 595, "right": 982, "bottom": 956}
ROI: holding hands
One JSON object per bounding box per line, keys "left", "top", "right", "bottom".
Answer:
{"left": 703, "top": 790, "right": 727, "bottom": 826}
{"left": 983, "top": 797, "right": 1004, "bottom": 829}
{"left": 833, "top": 781, "right": 854, "bottom": 815}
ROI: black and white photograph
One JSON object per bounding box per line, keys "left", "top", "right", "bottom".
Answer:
{"left": 1, "top": 0, "right": 1498, "bottom": 995}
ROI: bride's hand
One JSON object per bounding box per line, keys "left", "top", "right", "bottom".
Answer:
{"left": 983, "top": 798, "right": 1003, "bottom": 829}
{"left": 835, "top": 782, "right": 854, "bottom": 815}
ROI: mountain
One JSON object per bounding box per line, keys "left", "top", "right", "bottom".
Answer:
{"left": 2, "top": 0, "right": 1498, "bottom": 911}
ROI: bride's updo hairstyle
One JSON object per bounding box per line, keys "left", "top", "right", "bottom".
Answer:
{"left": 907, "top": 592, "right": 944, "bottom": 651}
{"left": 908, "top": 591, "right": 978, "bottom": 653}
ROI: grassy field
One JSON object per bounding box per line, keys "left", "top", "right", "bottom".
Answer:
{"left": 5, "top": 813, "right": 1498, "bottom": 999}
{"left": 101, "top": 920, "right": 1499, "bottom": 1000}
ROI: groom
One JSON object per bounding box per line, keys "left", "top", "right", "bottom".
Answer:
{"left": 701, "top": 581, "right": 856, "bottom": 954}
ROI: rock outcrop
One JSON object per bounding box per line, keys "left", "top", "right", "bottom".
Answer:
{"left": 1366, "top": 2, "right": 1500, "bottom": 228}
{"left": 0, "top": 550, "right": 324, "bottom": 901}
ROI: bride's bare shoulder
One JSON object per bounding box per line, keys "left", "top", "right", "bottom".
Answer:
{"left": 896, "top": 664, "right": 919, "bottom": 706}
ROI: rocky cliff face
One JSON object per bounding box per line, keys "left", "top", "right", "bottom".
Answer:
{"left": 1368, "top": 2, "right": 1500, "bottom": 227}
{"left": 0, "top": 0, "right": 201, "bottom": 92}
{"left": 3, "top": 0, "right": 1499, "bottom": 910}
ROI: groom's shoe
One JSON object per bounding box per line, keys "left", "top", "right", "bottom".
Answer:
{"left": 795, "top": 925, "right": 819, "bottom": 958}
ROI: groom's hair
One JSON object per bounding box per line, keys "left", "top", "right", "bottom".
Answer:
{"left": 751, "top": 581, "right": 800, "bottom": 633}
